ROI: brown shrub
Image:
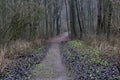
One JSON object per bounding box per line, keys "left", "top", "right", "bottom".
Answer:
{"left": 0, "top": 39, "right": 42, "bottom": 74}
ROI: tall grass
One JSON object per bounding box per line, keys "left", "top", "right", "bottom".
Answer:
{"left": 82, "top": 34, "right": 120, "bottom": 68}
{"left": 0, "top": 39, "right": 42, "bottom": 74}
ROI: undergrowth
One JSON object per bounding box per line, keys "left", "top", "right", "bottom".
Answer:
{"left": 82, "top": 34, "right": 120, "bottom": 71}
{"left": 0, "top": 39, "right": 43, "bottom": 74}
{"left": 68, "top": 40, "right": 109, "bottom": 66}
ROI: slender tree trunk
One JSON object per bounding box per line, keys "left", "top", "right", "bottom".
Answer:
{"left": 107, "top": 0, "right": 112, "bottom": 40}
{"left": 75, "top": 0, "right": 83, "bottom": 39}
{"left": 69, "top": 0, "right": 77, "bottom": 39}
{"left": 44, "top": 0, "right": 48, "bottom": 39}
{"left": 65, "top": 0, "right": 70, "bottom": 38}
{"left": 97, "top": 0, "right": 102, "bottom": 35}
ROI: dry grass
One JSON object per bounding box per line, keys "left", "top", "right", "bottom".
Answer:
{"left": 0, "top": 48, "right": 11, "bottom": 74}
{"left": 0, "top": 39, "right": 42, "bottom": 74}
{"left": 83, "top": 34, "right": 120, "bottom": 67}
{"left": 5, "top": 40, "right": 32, "bottom": 59}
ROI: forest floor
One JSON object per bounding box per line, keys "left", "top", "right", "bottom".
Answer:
{"left": 0, "top": 32, "right": 119, "bottom": 80}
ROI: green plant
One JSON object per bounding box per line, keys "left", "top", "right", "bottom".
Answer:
{"left": 95, "top": 69, "right": 101, "bottom": 75}
{"left": 90, "top": 57, "right": 108, "bottom": 66}
{"left": 68, "top": 40, "right": 109, "bottom": 66}
{"left": 69, "top": 40, "right": 82, "bottom": 49}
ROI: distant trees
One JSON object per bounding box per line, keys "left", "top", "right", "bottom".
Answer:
{"left": 0, "top": 0, "right": 64, "bottom": 44}
{"left": 65, "top": 0, "right": 118, "bottom": 40}
{"left": 69, "top": 0, "right": 77, "bottom": 39}
{"left": 97, "top": 0, "right": 113, "bottom": 39}
{"left": 0, "top": 0, "right": 119, "bottom": 44}
{"left": 1, "top": 0, "right": 43, "bottom": 42}
{"left": 43, "top": 0, "right": 63, "bottom": 38}
{"left": 66, "top": 0, "right": 83, "bottom": 39}
{"left": 111, "top": 0, "right": 120, "bottom": 35}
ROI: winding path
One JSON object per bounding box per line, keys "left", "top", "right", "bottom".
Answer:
{"left": 31, "top": 32, "right": 69, "bottom": 80}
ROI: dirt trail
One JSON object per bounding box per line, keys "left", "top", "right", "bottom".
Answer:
{"left": 47, "top": 32, "right": 69, "bottom": 43}
{"left": 31, "top": 32, "right": 69, "bottom": 80}
{"left": 31, "top": 43, "right": 68, "bottom": 80}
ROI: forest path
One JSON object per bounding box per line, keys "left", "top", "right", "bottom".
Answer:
{"left": 31, "top": 32, "right": 69, "bottom": 80}
{"left": 31, "top": 43, "right": 68, "bottom": 80}
{"left": 47, "top": 32, "right": 69, "bottom": 43}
